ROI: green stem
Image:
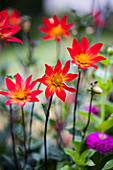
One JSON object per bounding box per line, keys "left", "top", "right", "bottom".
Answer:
{"left": 73, "top": 71, "right": 81, "bottom": 141}
{"left": 82, "top": 92, "right": 94, "bottom": 140}
{"left": 56, "top": 40, "right": 61, "bottom": 60}
{"left": 9, "top": 105, "right": 19, "bottom": 170}
{"left": 101, "top": 66, "right": 108, "bottom": 122}
{"left": 44, "top": 96, "right": 53, "bottom": 170}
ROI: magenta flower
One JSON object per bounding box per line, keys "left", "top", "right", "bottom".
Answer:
{"left": 86, "top": 132, "right": 113, "bottom": 154}
{"left": 84, "top": 105, "right": 100, "bottom": 117}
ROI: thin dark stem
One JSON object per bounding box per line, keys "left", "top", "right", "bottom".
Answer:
{"left": 9, "top": 105, "right": 19, "bottom": 170}
{"left": 73, "top": 71, "right": 81, "bottom": 141}
{"left": 82, "top": 92, "right": 94, "bottom": 140}
{"left": 28, "top": 82, "right": 42, "bottom": 153}
{"left": 21, "top": 107, "right": 27, "bottom": 169}
{"left": 56, "top": 40, "right": 61, "bottom": 60}
{"left": 44, "top": 95, "right": 53, "bottom": 170}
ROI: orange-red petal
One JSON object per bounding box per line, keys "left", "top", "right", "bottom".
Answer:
{"left": 24, "top": 75, "right": 32, "bottom": 90}
{"left": 0, "top": 10, "right": 9, "bottom": 27}
{"left": 56, "top": 87, "right": 66, "bottom": 102}
{"left": 81, "top": 37, "right": 89, "bottom": 53}
{"left": 45, "top": 85, "right": 55, "bottom": 99}
{"left": 16, "top": 73, "right": 23, "bottom": 89}
{"left": 88, "top": 43, "right": 103, "bottom": 56}
{"left": 0, "top": 91, "right": 11, "bottom": 97}
{"left": 28, "top": 90, "right": 43, "bottom": 96}
{"left": 4, "top": 37, "right": 23, "bottom": 43}
{"left": 45, "top": 64, "right": 54, "bottom": 76}
{"left": 54, "top": 59, "right": 62, "bottom": 74}
{"left": 63, "top": 73, "right": 78, "bottom": 82}
{"left": 62, "top": 83, "right": 77, "bottom": 92}
{"left": 61, "top": 60, "right": 70, "bottom": 75}
{"left": 6, "top": 78, "right": 16, "bottom": 92}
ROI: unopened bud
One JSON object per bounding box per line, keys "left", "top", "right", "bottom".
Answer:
{"left": 91, "top": 84, "right": 103, "bottom": 94}
{"left": 107, "top": 46, "right": 113, "bottom": 56}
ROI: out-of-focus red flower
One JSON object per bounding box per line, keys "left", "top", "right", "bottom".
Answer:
{"left": 8, "top": 9, "right": 22, "bottom": 26}
{"left": 0, "top": 10, "right": 23, "bottom": 43}
{"left": 66, "top": 92, "right": 74, "bottom": 105}
{"left": 37, "top": 59, "right": 78, "bottom": 102}
{"left": 0, "top": 73, "right": 43, "bottom": 107}
{"left": 92, "top": 10, "right": 106, "bottom": 27}
{"left": 67, "top": 37, "right": 106, "bottom": 70}
{"left": 40, "top": 14, "right": 74, "bottom": 41}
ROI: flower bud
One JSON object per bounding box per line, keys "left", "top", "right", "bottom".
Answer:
{"left": 91, "top": 84, "right": 103, "bottom": 94}
{"left": 107, "top": 46, "right": 113, "bottom": 55}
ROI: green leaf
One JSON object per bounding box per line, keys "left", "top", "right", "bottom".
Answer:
{"left": 77, "top": 111, "right": 93, "bottom": 121}
{"left": 64, "top": 148, "right": 80, "bottom": 163}
{"left": 102, "top": 160, "right": 113, "bottom": 170}
{"left": 85, "top": 159, "right": 95, "bottom": 166}
{"left": 80, "top": 149, "right": 96, "bottom": 163}
{"left": 71, "top": 141, "right": 84, "bottom": 154}
{"left": 33, "top": 113, "right": 44, "bottom": 122}
{"left": 60, "top": 165, "right": 74, "bottom": 170}
{"left": 97, "top": 79, "right": 112, "bottom": 95}
{"left": 2, "top": 155, "right": 14, "bottom": 166}
{"left": 96, "top": 116, "right": 113, "bottom": 132}
{"left": 41, "top": 104, "right": 48, "bottom": 116}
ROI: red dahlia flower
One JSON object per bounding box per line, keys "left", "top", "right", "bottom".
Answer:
{"left": 40, "top": 14, "right": 74, "bottom": 41}
{"left": 37, "top": 59, "right": 78, "bottom": 102}
{"left": 8, "top": 8, "right": 21, "bottom": 26}
{"left": 0, "top": 73, "right": 43, "bottom": 106}
{"left": 0, "top": 10, "right": 23, "bottom": 43}
{"left": 67, "top": 37, "right": 106, "bottom": 70}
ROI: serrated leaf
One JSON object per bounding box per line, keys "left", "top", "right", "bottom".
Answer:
{"left": 71, "top": 141, "right": 83, "bottom": 153}
{"left": 64, "top": 148, "right": 80, "bottom": 163}
{"left": 85, "top": 159, "right": 95, "bottom": 166}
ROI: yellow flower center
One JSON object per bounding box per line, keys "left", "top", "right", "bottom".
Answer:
{"left": 16, "top": 90, "right": 26, "bottom": 100}
{"left": 51, "top": 26, "right": 64, "bottom": 37}
{"left": 76, "top": 54, "right": 89, "bottom": 64}
{"left": 51, "top": 74, "right": 62, "bottom": 87}
{"left": 99, "top": 134, "right": 107, "bottom": 140}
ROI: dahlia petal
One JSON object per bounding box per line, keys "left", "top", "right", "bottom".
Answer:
{"left": 61, "top": 60, "right": 70, "bottom": 75}
{"left": 62, "top": 83, "right": 77, "bottom": 92}
{"left": 1, "top": 25, "right": 21, "bottom": 36}
{"left": 63, "top": 32, "right": 70, "bottom": 37}
{"left": 72, "top": 38, "right": 81, "bottom": 54}
{"left": 60, "top": 15, "right": 67, "bottom": 26}
{"left": 0, "top": 91, "right": 11, "bottom": 97}
{"left": 56, "top": 36, "right": 61, "bottom": 41}
{"left": 45, "top": 86, "right": 55, "bottom": 99}
{"left": 17, "top": 100, "right": 26, "bottom": 106}
{"left": 6, "top": 78, "right": 16, "bottom": 92}
{"left": 24, "top": 75, "right": 32, "bottom": 90}
{"left": 53, "top": 14, "right": 59, "bottom": 26}
{"left": 28, "top": 80, "right": 38, "bottom": 91}
{"left": 40, "top": 26, "right": 49, "bottom": 33}
{"left": 43, "top": 34, "right": 54, "bottom": 41}
{"left": 64, "top": 23, "right": 74, "bottom": 30}
{"left": 54, "top": 59, "right": 62, "bottom": 74}
{"left": 67, "top": 48, "right": 75, "bottom": 60}
{"left": 16, "top": 73, "right": 23, "bottom": 89}
{"left": 4, "top": 36, "right": 23, "bottom": 43}
{"left": 27, "top": 96, "right": 39, "bottom": 102}
{"left": 56, "top": 87, "right": 66, "bottom": 102}
{"left": 37, "top": 77, "right": 50, "bottom": 86}
{"left": 28, "top": 90, "right": 43, "bottom": 96}
{"left": 88, "top": 43, "right": 103, "bottom": 55}
{"left": 81, "top": 37, "right": 89, "bottom": 53}
{"left": 90, "top": 64, "right": 98, "bottom": 69}
{"left": 90, "top": 55, "right": 106, "bottom": 63}
{"left": 63, "top": 73, "right": 78, "bottom": 82}
{"left": 43, "top": 17, "right": 53, "bottom": 28}
{"left": 0, "top": 10, "right": 9, "bottom": 27}
{"left": 5, "top": 99, "right": 18, "bottom": 105}
{"left": 45, "top": 64, "right": 54, "bottom": 76}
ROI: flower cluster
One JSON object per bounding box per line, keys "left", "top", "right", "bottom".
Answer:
{"left": 86, "top": 132, "right": 113, "bottom": 154}
{"left": 0, "top": 10, "right": 22, "bottom": 43}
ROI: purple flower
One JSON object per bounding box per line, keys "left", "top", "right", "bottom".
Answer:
{"left": 84, "top": 105, "right": 100, "bottom": 116}
{"left": 86, "top": 132, "right": 113, "bottom": 154}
